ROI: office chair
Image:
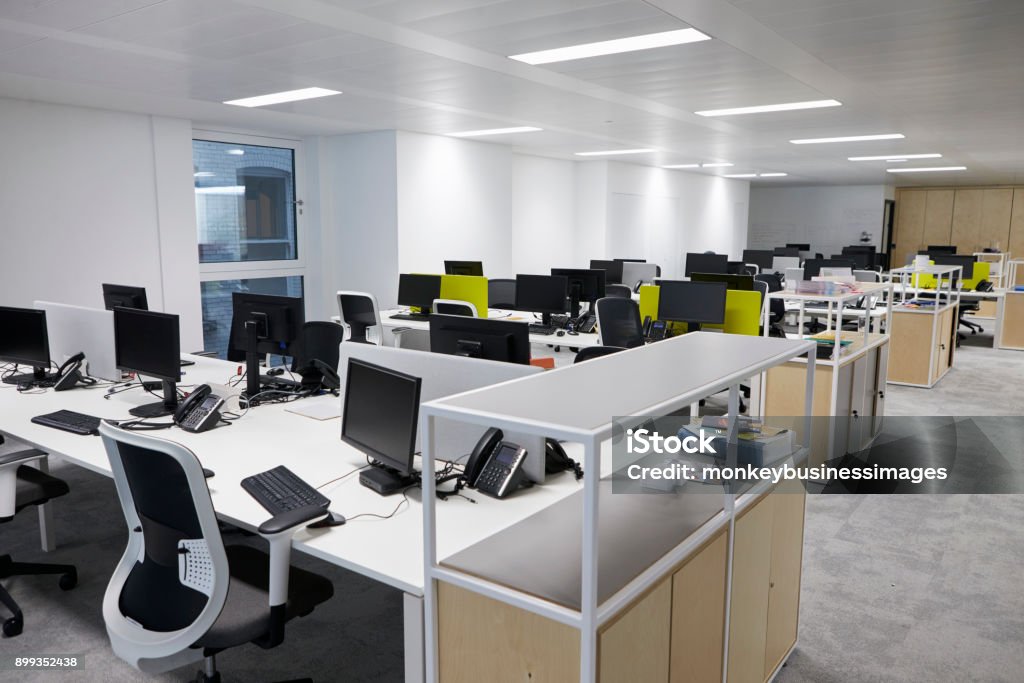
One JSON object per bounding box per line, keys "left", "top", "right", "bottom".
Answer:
{"left": 98, "top": 423, "right": 333, "bottom": 682}
{"left": 755, "top": 274, "right": 787, "bottom": 338}
{"left": 291, "top": 321, "right": 344, "bottom": 389}
{"left": 336, "top": 290, "right": 382, "bottom": 345}
{"left": 595, "top": 298, "right": 645, "bottom": 349}
{"left": 432, "top": 299, "right": 478, "bottom": 317}
{"left": 573, "top": 346, "right": 626, "bottom": 364}
{"left": 487, "top": 279, "right": 516, "bottom": 309}
{"left": 604, "top": 284, "right": 632, "bottom": 299}
{"left": 0, "top": 436, "right": 77, "bottom": 637}
{"left": 957, "top": 281, "right": 992, "bottom": 341}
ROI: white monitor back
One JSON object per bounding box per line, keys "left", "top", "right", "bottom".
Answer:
{"left": 336, "top": 344, "right": 548, "bottom": 483}
{"left": 34, "top": 301, "right": 120, "bottom": 381}
{"left": 772, "top": 256, "right": 801, "bottom": 272}
{"left": 621, "top": 262, "right": 659, "bottom": 289}
{"left": 785, "top": 267, "right": 805, "bottom": 283}
{"left": 820, "top": 267, "right": 853, "bottom": 278}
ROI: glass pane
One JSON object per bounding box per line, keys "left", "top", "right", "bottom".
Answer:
{"left": 193, "top": 140, "right": 297, "bottom": 263}
{"left": 200, "top": 276, "right": 304, "bottom": 360}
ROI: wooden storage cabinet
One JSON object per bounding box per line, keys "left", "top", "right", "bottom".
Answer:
{"left": 670, "top": 532, "right": 729, "bottom": 683}
{"left": 998, "top": 290, "right": 1024, "bottom": 350}
{"left": 888, "top": 306, "right": 955, "bottom": 387}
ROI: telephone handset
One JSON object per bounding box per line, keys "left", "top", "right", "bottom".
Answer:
{"left": 574, "top": 313, "right": 597, "bottom": 334}
{"left": 173, "top": 384, "right": 224, "bottom": 433}
{"left": 463, "top": 427, "right": 528, "bottom": 498}
{"left": 53, "top": 352, "right": 97, "bottom": 392}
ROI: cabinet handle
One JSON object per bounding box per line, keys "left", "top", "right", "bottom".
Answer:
{"left": 769, "top": 581, "right": 775, "bottom": 588}
{"left": 852, "top": 410, "right": 859, "bottom": 419}
{"left": 878, "top": 390, "right": 885, "bottom": 399}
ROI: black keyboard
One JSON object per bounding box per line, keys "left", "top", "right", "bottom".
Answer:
{"left": 529, "top": 324, "right": 556, "bottom": 335}
{"left": 549, "top": 314, "right": 570, "bottom": 328}
{"left": 31, "top": 410, "right": 102, "bottom": 435}
{"left": 390, "top": 313, "right": 429, "bottom": 321}
{"left": 242, "top": 466, "right": 330, "bottom": 515}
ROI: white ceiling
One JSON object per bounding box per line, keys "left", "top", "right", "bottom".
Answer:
{"left": 1, "top": 0, "right": 1022, "bottom": 186}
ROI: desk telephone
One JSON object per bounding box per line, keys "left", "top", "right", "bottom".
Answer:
{"left": 173, "top": 384, "right": 224, "bottom": 433}
{"left": 464, "top": 428, "right": 528, "bottom": 498}
{"left": 642, "top": 316, "right": 667, "bottom": 342}
{"left": 53, "top": 352, "right": 97, "bottom": 391}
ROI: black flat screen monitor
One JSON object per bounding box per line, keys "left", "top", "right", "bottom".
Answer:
{"left": 786, "top": 243, "right": 811, "bottom": 251}
{"left": 774, "top": 247, "right": 801, "bottom": 257}
{"left": 832, "top": 252, "right": 870, "bottom": 269}
{"left": 804, "top": 258, "right": 856, "bottom": 280}
{"left": 657, "top": 281, "right": 728, "bottom": 331}
{"left": 429, "top": 315, "right": 530, "bottom": 365}
{"left": 444, "top": 261, "right": 484, "bottom": 277}
{"left": 689, "top": 272, "right": 755, "bottom": 291}
{"left": 515, "top": 274, "right": 568, "bottom": 322}
{"left": 397, "top": 274, "right": 443, "bottom": 311}
{"left": 0, "top": 307, "right": 53, "bottom": 384}
{"left": 228, "top": 293, "right": 304, "bottom": 360}
{"left": 926, "top": 245, "right": 957, "bottom": 254}
{"left": 342, "top": 358, "right": 422, "bottom": 477}
{"left": 684, "top": 253, "right": 728, "bottom": 277}
{"left": 932, "top": 255, "right": 976, "bottom": 280}
{"left": 743, "top": 250, "right": 775, "bottom": 270}
{"left": 113, "top": 308, "right": 181, "bottom": 417}
{"left": 551, "top": 268, "right": 606, "bottom": 304}
{"left": 614, "top": 258, "right": 646, "bottom": 263}
{"left": 102, "top": 284, "right": 148, "bottom": 311}
{"left": 589, "top": 259, "right": 624, "bottom": 284}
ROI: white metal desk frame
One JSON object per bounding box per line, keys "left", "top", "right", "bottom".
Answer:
{"left": 888, "top": 265, "right": 962, "bottom": 387}
{"left": 419, "top": 333, "right": 817, "bottom": 683}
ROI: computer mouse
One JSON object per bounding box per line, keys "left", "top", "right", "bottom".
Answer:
{"left": 556, "top": 329, "right": 565, "bottom": 337}
{"left": 308, "top": 511, "right": 346, "bottom": 529}
{"left": 202, "top": 468, "right": 215, "bottom": 479}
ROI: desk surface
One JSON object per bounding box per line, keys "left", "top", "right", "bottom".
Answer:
{"left": 379, "top": 308, "right": 603, "bottom": 349}
{"left": 0, "top": 354, "right": 583, "bottom": 595}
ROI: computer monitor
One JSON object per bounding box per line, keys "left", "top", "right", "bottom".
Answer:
{"left": 772, "top": 256, "right": 801, "bottom": 273}
{"left": 342, "top": 357, "right": 422, "bottom": 495}
{"left": 743, "top": 250, "right": 775, "bottom": 270}
{"left": 614, "top": 258, "right": 646, "bottom": 263}
{"left": 786, "top": 243, "right": 811, "bottom": 251}
{"left": 684, "top": 253, "right": 728, "bottom": 277}
{"left": 515, "top": 274, "right": 568, "bottom": 325}
{"left": 35, "top": 301, "right": 120, "bottom": 382}
{"left": 113, "top": 308, "right": 181, "bottom": 418}
{"left": 689, "top": 272, "right": 754, "bottom": 291}
{"left": 429, "top": 315, "right": 531, "bottom": 365}
{"left": 932, "top": 254, "right": 976, "bottom": 280}
{"left": 621, "top": 262, "right": 659, "bottom": 289}
{"left": 774, "top": 247, "right": 801, "bottom": 257}
{"left": 551, "top": 268, "right": 606, "bottom": 317}
{"left": 0, "top": 307, "right": 54, "bottom": 385}
{"left": 804, "top": 258, "right": 856, "bottom": 280}
{"left": 397, "top": 273, "right": 443, "bottom": 312}
{"left": 102, "top": 284, "right": 148, "bottom": 311}
{"left": 927, "top": 245, "right": 957, "bottom": 254}
{"left": 444, "top": 260, "right": 484, "bottom": 277}
{"left": 832, "top": 252, "right": 871, "bottom": 269}
{"left": 590, "top": 259, "right": 624, "bottom": 284}
{"left": 227, "top": 292, "right": 305, "bottom": 401}
{"left": 657, "top": 281, "right": 728, "bottom": 332}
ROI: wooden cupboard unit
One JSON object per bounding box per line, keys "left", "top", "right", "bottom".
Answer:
{"left": 998, "top": 261, "right": 1024, "bottom": 350}
{"left": 895, "top": 186, "right": 1023, "bottom": 259}
{"left": 670, "top": 532, "right": 728, "bottom": 683}
{"left": 888, "top": 305, "right": 956, "bottom": 387}
{"left": 599, "top": 580, "right": 672, "bottom": 683}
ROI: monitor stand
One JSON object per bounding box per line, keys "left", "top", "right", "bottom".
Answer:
{"left": 686, "top": 322, "right": 703, "bottom": 333}
{"left": 359, "top": 463, "right": 419, "bottom": 496}
{"left": 2, "top": 366, "right": 56, "bottom": 385}
{"left": 569, "top": 284, "right": 582, "bottom": 320}
{"left": 129, "top": 380, "right": 178, "bottom": 418}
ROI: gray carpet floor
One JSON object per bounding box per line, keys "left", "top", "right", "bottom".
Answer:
{"left": 3, "top": 322, "right": 1022, "bottom": 682}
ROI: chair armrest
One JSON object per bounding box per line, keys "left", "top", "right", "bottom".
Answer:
{"left": 0, "top": 449, "right": 46, "bottom": 519}
{"left": 0, "top": 448, "right": 46, "bottom": 469}
{"left": 257, "top": 505, "right": 328, "bottom": 536}
{"left": 257, "top": 505, "right": 329, "bottom": 611}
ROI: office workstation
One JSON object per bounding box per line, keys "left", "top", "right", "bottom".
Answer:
{"left": 2, "top": 3, "right": 1024, "bottom": 683}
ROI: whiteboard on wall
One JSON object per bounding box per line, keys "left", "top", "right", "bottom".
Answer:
{"left": 608, "top": 192, "right": 682, "bottom": 278}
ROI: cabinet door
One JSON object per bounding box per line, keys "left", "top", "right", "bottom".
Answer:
{"left": 872, "top": 344, "right": 889, "bottom": 437}
{"left": 727, "top": 497, "right": 774, "bottom": 683}
{"left": 671, "top": 532, "right": 728, "bottom": 683}
{"left": 936, "top": 308, "right": 954, "bottom": 376}
{"left": 764, "top": 487, "right": 807, "bottom": 679}
{"left": 601, "top": 579, "right": 671, "bottom": 683}
{"left": 847, "top": 355, "right": 866, "bottom": 454}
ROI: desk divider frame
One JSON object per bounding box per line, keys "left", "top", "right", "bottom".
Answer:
{"left": 420, "top": 333, "right": 816, "bottom": 683}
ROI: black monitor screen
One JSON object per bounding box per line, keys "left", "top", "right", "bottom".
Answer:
{"left": 0, "top": 307, "right": 50, "bottom": 367}
{"left": 743, "top": 250, "right": 776, "bottom": 270}
{"left": 342, "top": 358, "right": 422, "bottom": 474}
{"left": 786, "top": 243, "right": 811, "bottom": 251}
{"left": 444, "top": 261, "right": 484, "bottom": 277}
{"left": 833, "top": 252, "right": 870, "bottom": 269}
{"left": 227, "top": 292, "right": 304, "bottom": 361}
{"left": 614, "top": 258, "right": 646, "bottom": 263}
{"left": 804, "top": 258, "right": 856, "bottom": 280}
{"left": 113, "top": 308, "right": 181, "bottom": 383}
{"left": 515, "top": 274, "right": 568, "bottom": 314}
{"left": 398, "top": 274, "right": 443, "bottom": 310}
{"left": 933, "top": 255, "right": 976, "bottom": 280}
{"left": 690, "top": 272, "right": 754, "bottom": 291}
{"left": 927, "top": 245, "right": 957, "bottom": 254}
{"left": 684, "top": 253, "right": 728, "bottom": 277}
{"left": 658, "top": 281, "right": 727, "bottom": 324}
{"left": 589, "top": 259, "right": 624, "bottom": 284}
{"left": 102, "top": 284, "right": 148, "bottom": 311}
{"left": 774, "top": 247, "right": 801, "bottom": 257}
{"left": 429, "top": 315, "right": 531, "bottom": 365}
{"left": 551, "top": 268, "right": 606, "bottom": 303}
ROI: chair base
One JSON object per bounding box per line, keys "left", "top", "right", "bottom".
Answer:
{"left": 191, "top": 653, "right": 315, "bottom": 683}
{"left": 0, "top": 554, "right": 77, "bottom": 638}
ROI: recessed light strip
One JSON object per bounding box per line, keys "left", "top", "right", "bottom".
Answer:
{"left": 224, "top": 87, "right": 341, "bottom": 107}
{"left": 575, "top": 148, "right": 653, "bottom": 157}
{"left": 723, "top": 173, "right": 758, "bottom": 178}
{"left": 696, "top": 99, "right": 841, "bottom": 117}
{"left": 448, "top": 126, "right": 542, "bottom": 137}
{"left": 849, "top": 153, "right": 941, "bottom": 161}
{"left": 790, "top": 133, "right": 904, "bottom": 144}
{"left": 886, "top": 167, "right": 967, "bottom": 173}
{"left": 701, "top": 162, "right": 733, "bottom": 168}
{"left": 663, "top": 164, "right": 701, "bottom": 169}
{"left": 758, "top": 173, "right": 788, "bottom": 177}
{"left": 509, "top": 28, "right": 711, "bottom": 65}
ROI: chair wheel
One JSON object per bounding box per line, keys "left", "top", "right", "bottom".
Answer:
{"left": 59, "top": 571, "right": 77, "bottom": 591}
{"left": 3, "top": 616, "right": 23, "bottom": 637}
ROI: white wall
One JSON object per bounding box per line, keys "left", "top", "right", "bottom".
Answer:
{"left": 0, "top": 97, "right": 202, "bottom": 350}
{"left": 747, "top": 185, "right": 890, "bottom": 258}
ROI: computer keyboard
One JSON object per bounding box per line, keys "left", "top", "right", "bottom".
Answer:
{"left": 241, "top": 465, "right": 330, "bottom": 515}
{"left": 549, "top": 314, "right": 570, "bottom": 329}
{"left": 31, "top": 410, "right": 102, "bottom": 435}
{"left": 389, "top": 313, "right": 429, "bottom": 321}
{"left": 528, "top": 324, "right": 556, "bottom": 335}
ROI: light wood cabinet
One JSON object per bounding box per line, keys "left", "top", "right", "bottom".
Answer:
{"left": 670, "top": 532, "right": 728, "bottom": 683}
{"left": 764, "top": 486, "right": 806, "bottom": 678}
{"left": 599, "top": 580, "right": 672, "bottom": 683}
{"left": 896, "top": 186, "right": 1022, "bottom": 261}
{"left": 998, "top": 291, "right": 1024, "bottom": 350}
{"left": 893, "top": 190, "right": 926, "bottom": 267}
{"left": 888, "top": 306, "right": 956, "bottom": 387}
{"left": 1010, "top": 190, "right": 1024, "bottom": 258}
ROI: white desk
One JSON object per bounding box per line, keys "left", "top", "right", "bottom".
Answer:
{"left": 379, "top": 308, "right": 604, "bottom": 349}
{"left": 0, "top": 354, "right": 584, "bottom": 682}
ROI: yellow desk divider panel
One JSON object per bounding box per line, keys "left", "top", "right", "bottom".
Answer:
{"left": 639, "top": 285, "right": 760, "bottom": 336}
{"left": 440, "top": 274, "right": 488, "bottom": 317}
{"left": 960, "top": 261, "right": 990, "bottom": 291}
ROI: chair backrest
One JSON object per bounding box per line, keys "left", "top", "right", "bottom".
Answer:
{"left": 605, "top": 284, "right": 633, "bottom": 299}
{"left": 755, "top": 273, "right": 784, "bottom": 293}
{"left": 432, "top": 298, "right": 478, "bottom": 317}
{"left": 487, "top": 279, "right": 516, "bottom": 309}
{"left": 573, "top": 346, "right": 626, "bottom": 364}
{"left": 336, "top": 291, "right": 382, "bottom": 345}
{"left": 99, "top": 422, "right": 228, "bottom": 674}
{"left": 291, "top": 321, "right": 344, "bottom": 387}
{"left": 853, "top": 269, "right": 880, "bottom": 282}
{"left": 752, "top": 279, "right": 768, "bottom": 311}
{"left": 595, "top": 297, "right": 645, "bottom": 349}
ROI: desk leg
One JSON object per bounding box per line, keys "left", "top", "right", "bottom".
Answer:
{"left": 404, "top": 592, "right": 425, "bottom": 683}
{"left": 35, "top": 459, "right": 56, "bottom": 552}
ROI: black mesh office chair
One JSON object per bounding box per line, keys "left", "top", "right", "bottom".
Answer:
{"left": 0, "top": 436, "right": 77, "bottom": 637}
{"left": 595, "top": 298, "right": 645, "bottom": 349}
{"left": 291, "top": 321, "right": 344, "bottom": 389}
{"left": 432, "top": 299, "right": 478, "bottom": 317}
{"left": 958, "top": 280, "right": 992, "bottom": 341}
{"left": 755, "top": 273, "right": 787, "bottom": 338}
{"left": 98, "top": 424, "right": 333, "bottom": 682}
{"left": 573, "top": 346, "right": 626, "bottom": 363}
{"left": 604, "top": 284, "right": 632, "bottom": 299}
{"left": 336, "top": 291, "right": 382, "bottom": 345}
{"left": 487, "top": 279, "right": 516, "bottom": 309}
